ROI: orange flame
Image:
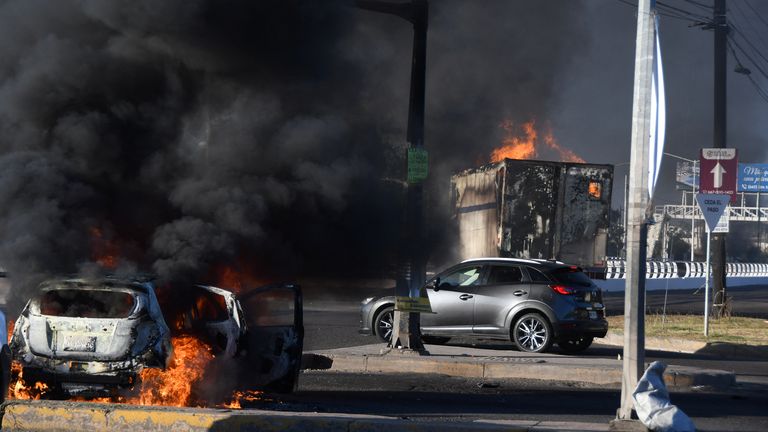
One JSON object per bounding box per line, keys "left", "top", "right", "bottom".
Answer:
{"left": 89, "top": 227, "right": 120, "bottom": 269}
{"left": 222, "top": 390, "right": 264, "bottom": 409}
{"left": 130, "top": 336, "right": 214, "bottom": 407}
{"left": 8, "top": 361, "right": 50, "bottom": 400}
{"left": 490, "top": 120, "right": 585, "bottom": 164}
{"left": 214, "top": 264, "right": 265, "bottom": 295}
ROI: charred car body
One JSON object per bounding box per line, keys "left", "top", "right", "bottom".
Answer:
{"left": 10, "top": 277, "right": 172, "bottom": 396}
{"left": 9, "top": 276, "right": 304, "bottom": 398}
{"left": 169, "top": 283, "right": 304, "bottom": 393}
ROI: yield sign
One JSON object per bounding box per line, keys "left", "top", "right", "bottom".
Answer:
{"left": 696, "top": 193, "right": 730, "bottom": 232}
{"left": 699, "top": 148, "right": 737, "bottom": 196}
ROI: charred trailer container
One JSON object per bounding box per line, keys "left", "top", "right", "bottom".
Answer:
{"left": 451, "top": 158, "right": 613, "bottom": 267}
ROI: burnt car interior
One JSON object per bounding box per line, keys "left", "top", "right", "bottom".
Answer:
{"left": 159, "top": 282, "right": 304, "bottom": 393}
{"left": 39, "top": 289, "right": 135, "bottom": 319}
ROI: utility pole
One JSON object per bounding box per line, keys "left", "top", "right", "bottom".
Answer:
{"left": 356, "top": 0, "right": 429, "bottom": 353}
{"left": 712, "top": 0, "right": 729, "bottom": 318}
{"left": 615, "top": 0, "right": 654, "bottom": 423}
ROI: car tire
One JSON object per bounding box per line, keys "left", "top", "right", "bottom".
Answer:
{"left": 374, "top": 306, "right": 395, "bottom": 343}
{"left": 512, "top": 313, "right": 552, "bottom": 353}
{"left": 421, "top": 336, "right": 451, "bottom": 345}
{"left": 558, "top": 336, "right": 594, "bottom": 354}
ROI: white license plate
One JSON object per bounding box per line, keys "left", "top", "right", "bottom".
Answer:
{"left": 62, "top": 335, "right": 97, "bottom": 352}
{"left": 589, "top": 311, "right": 598, "bottom": 320}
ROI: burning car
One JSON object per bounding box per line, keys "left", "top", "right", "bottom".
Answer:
{"left": 9, "top": 277, "right": 172, "bottom": 397}
{"left": 8, "top": 275, "right": 304, "bottom": 403}
{"left": 167, "top": 283, "right": 305, "bottom": 395}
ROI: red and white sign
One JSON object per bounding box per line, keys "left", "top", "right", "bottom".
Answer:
{"left": 699, "top": 148, "right": 738, "bottom": 196}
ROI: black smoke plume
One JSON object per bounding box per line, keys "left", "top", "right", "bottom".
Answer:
{"left": 0, "top": 0, "right": 588, "bottom": 309}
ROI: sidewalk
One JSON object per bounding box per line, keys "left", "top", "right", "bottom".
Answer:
{"left": 303, "top": 343, "right": 737, "bottom": 390}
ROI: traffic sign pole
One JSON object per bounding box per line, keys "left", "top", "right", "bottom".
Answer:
{"left": 704, "top": 227, "right": 711, "bottom": 337}
{"left": 696, "top": 192, "right": 729, "bottom": 336}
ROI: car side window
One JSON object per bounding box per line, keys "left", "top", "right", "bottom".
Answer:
{"left": 526, "top": 267, "right": 551, "bottom": 283}
{"left": 439, "top": 266, "right": 483, "bottom": 288}
{"left": 487, "top": 265, "right": 523, "bottom": 284}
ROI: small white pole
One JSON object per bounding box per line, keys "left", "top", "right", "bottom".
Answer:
{"left": 704, "top": 226, "right": 711, "bottom": 337}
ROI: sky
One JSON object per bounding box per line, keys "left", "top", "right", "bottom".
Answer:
{"left": 548, "top": 0, "right": 768, "bottom": 206}
{"left": 1, "top": 0, "right": 767, "bottom": 303}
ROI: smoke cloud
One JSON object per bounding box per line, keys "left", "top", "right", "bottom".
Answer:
{"left": 0, "top": 0, "right": 590, "bottom": 309}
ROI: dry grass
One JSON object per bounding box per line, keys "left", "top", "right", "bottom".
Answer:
{"left": 606, "top": 315, "right": 768, "bottom": 345}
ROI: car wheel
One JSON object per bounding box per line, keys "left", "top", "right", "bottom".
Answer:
{"left": 558, "top": 336, "right": 594, "bottom": 354}
{"left": 421, "top": 336, "right": 451, "bottom": 345}
{"left": 512, "top": 313, "right": 552, "bottom": 353}
{"left": 374, "top": 306, "right": 394, "bottom": 343}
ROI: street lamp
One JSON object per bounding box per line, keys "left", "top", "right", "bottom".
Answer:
{"left": 664, "top": 152, "right": 698, "bottom": 262}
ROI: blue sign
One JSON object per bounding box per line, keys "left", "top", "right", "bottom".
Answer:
{"left": 737, "top": 163, "right": 768, "bottom": 192}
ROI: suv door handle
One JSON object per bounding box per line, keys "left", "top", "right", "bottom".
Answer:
{"left": 459, "top": 294, "right": 473, "bottom": 300}
{"left": 513, "top": 290, "right": 527, "bottom": 296}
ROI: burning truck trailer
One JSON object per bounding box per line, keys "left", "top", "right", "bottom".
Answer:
{"left": 6, "top": 276, "right": 303, "bottom": 406}
{"left": 451, "top": 158, "right": 613, "bottom": 268}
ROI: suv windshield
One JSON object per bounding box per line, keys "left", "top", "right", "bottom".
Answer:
{"left": 39, "top": 289, "right": 136, "bottom": 318}
{"left": 551, "top": 267, "right": 593, "bottom": 287}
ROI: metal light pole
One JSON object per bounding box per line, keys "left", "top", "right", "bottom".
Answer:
{"left": 664, "top": 152, "right": 698, "bottom": 262}
{"left": 616, "top": 0, "right": 654, "bottom": 422}
{"left": 356, "top": 0, "right": 429, "bottom": 353}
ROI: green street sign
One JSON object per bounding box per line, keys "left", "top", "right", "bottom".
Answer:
{"left": 407, "top": 148, "right": 428, "bottom": 184}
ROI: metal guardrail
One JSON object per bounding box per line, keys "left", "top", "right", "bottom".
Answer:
{"left": 603, "top": 260, "right": 768, "bottom": 280}
{"left": 655, "top": 204, "right": 768, "bottom": 222}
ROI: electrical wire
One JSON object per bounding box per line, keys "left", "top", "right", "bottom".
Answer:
{"left": 744, "top": 0, "right": 768, "bottom": 31}
{"left": 679, "top": 0, "right": 712, "bottom": 12}
{"left": 725, "top": 41, "right": 768, "bottom": 104}
{"left": 729, "top": 36, "right": 768, "bottom": 80}
{"left": 729, "top": 23, "right": 768, "bottom": 72}
{"left": 730, "top": 2, "right": 768, "bottom": 55}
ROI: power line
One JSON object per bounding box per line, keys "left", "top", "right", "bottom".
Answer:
{"left": 679, "top": 0, "right": 712, "bottom": 12}
{"left": 744, "top": 0, "right": 768, "bottom": 31}
{"left": 729, "top": 23, "right": 768, "bottom": 71}
{"left": 730, "top": 1, "right": 768, "bottom": 55}
{"left": 727, "top": 35, "right": 768, "bottom": 82}
{"left": 611, "top": 0, "right": 712, "bottom": 24}
{"left": 657, "top": 1, "right": 711, "bottom": 22}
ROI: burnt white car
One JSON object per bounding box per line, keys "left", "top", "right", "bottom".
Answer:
{"left": 10, "top": 277, "right": 172, "bottom": 396}
{"left": 163, "top": 282, "right": 304, "bottom": 395}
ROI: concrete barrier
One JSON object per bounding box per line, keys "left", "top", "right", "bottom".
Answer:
{"left": 0, "top": 400, "right": 526, "bottom": 432}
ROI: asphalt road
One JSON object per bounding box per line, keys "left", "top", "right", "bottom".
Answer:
{"left": 286, "top": 371, "right": 768, "bottom": 432}
{"left": 294, "top": 282, "right": 768, "bottom": 431}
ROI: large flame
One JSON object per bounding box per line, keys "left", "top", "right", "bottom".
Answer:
{"left": 131, "top": 336, "right": 214, "bottom": 407}
{"left": 490, "top": 120, "right": 585, "bottom": 164}
{"left": 7, "top": 331, "right": 260, "bottom": 408}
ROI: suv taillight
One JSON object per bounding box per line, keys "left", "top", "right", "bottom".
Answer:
{"left": 550, "top": 284, "right": 574, "bottom": 295}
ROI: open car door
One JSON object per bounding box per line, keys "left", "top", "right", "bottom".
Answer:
{"left": 237, "top": 283, "right": 303, "bottom": 393}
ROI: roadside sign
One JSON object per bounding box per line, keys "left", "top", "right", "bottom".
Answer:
{"left": 675, "top": 160, "right": 699, "bottom": 190}
{"left": 699, "top": 148, "right": 737, "bottom": 196}
{"left": 395, "top": 295, "right": 433, "bottom": 313}
{"left": 695, "top": 193, "right": 730, "bottom": 232}
{"left": 737, "top": 163, "right": 768, "bottom": 192}
{"left": 713, "top": 211, "right": 729, "bottom": 233}
{"left": 407, "top": 148, "right": 428, "bottom": 184}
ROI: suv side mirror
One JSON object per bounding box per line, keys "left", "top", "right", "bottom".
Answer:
{"left": 428, "top": 277, "right": 441, "bottom": 292}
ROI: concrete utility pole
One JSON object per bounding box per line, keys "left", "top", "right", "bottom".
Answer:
{"left": 356, "top": 0, "right": 429, "bottom": 352}
{"left": 712, "top": 0, "right": 729, "bottom": 318}
{"left": 616, "top": 0, "right": 654, "bottom": 423}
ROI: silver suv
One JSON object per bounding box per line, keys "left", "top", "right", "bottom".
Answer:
{"left": 360, "top": 258, "right": 607, "bottom": 353}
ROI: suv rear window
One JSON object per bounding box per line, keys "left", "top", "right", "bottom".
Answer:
{"left": 39, "top": 289, "right": 136, "bottom": 318}
{"left": 550, "top": 267, "right": 592, "bottom": 287}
